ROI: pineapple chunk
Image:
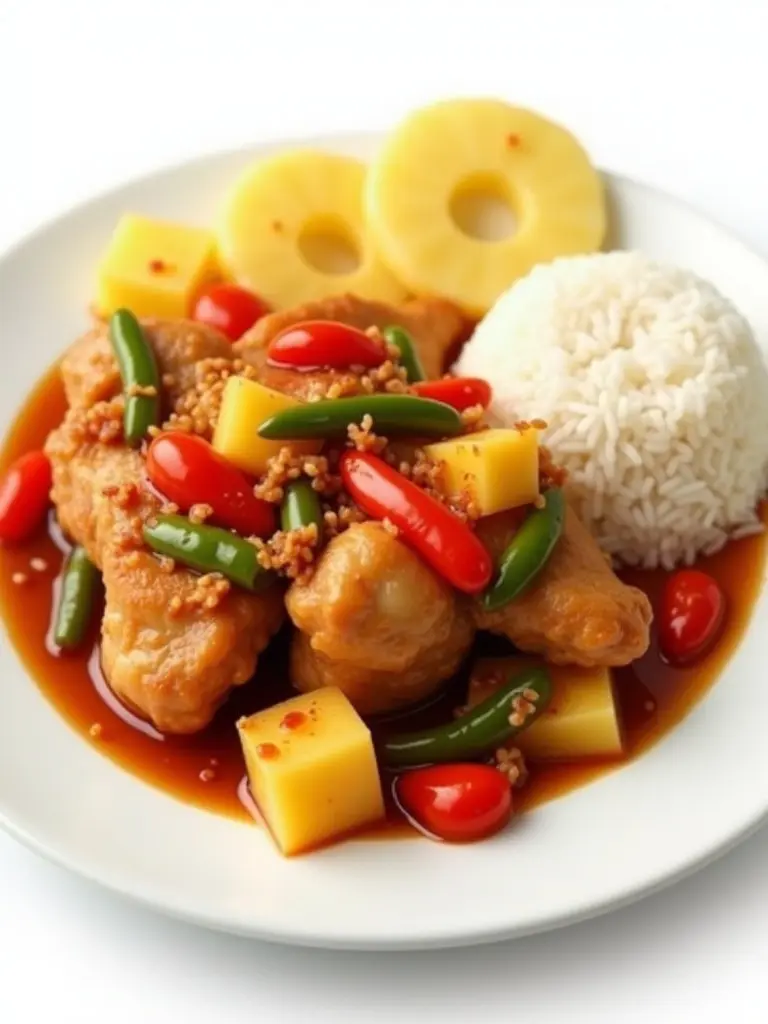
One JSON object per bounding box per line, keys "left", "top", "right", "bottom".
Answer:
{"left": 366, "top": 98, "right": 606, "bottom": 316}
{"left": 469, "top": 656, "right": 623, "bottom": 760}
{"left": 96, "top": 214, "right": 220, "bottom": 318}
{"left": 237, "top": 688, "right": 385, "bottom": 856}
{"left": 212, "top": 376, "right": 321, "bottom": 477}
{"left": 425, "top": 427, "right": 539, "bottom": 516}
{"left": 218, "top": 150, "right": 407, "bottom": 311}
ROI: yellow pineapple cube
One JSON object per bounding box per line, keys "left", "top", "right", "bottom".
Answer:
{"left": 96, "top": 214, "right": 220, "bottom": 318}
{"left": 237, "top": 688, "right": 385, "bottom": 856}
{"left": 469, "top": 656, "right": 623, "bottom": 760}
{"left": 425, "top": 427, "right": 540, "bottom": 515}
{"left": 212, "top": 376, "right": 321, "bottom": 477}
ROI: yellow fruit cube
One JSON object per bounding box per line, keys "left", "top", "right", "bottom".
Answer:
{"left": 96, "top": 213, "right": 220, "bottom": 318}
{"left": 425, "top": 427, "right": 539, "bottom": 515}
{"left": 469, "top": 656, "right": 623, "bottom": 760}
{"left": 237, "top": 688, "right": 385, "bottom": 856}
{"left": 212, "top": 376, "right": 321, "bottom": 477}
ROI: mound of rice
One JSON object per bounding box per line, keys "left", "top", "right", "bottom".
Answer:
{"left": 456, "top": 251, "right": 768, "bottom": 569}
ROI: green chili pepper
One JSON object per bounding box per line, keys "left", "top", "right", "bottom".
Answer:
{"left": 280, "top": 479, "right": 323, "bottom": 535}
{"left": 259, "top": 394, "right": 462, "bottom": 441}
{"left": 482, "top": 488, "right": 566, "bottom": 613}
{"left": 381, "top": 324, "right": 426, "bottom": 384}
{"left": 143, "top": 514, "right": 273, "bottom": 592}
{"left": 109, "top": 309, "right": 160, "bottom": 447}
{"left": 53, "top": 546, "right": 100, "bottom": 650}
{"left": 382, "top": 666, "right": 552, "bottom": 768}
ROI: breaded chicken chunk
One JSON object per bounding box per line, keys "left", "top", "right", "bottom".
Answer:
{"left": 235, "top": 293, "right": 467, "bottom": 382}
{"left": 474, "top": 504, "right": 652, "bottom": 667}
{"left": 61, "top": 318, "right": 232, "bottom": 410}
{"left": 286, "top": 522, "right": 474, "bottom": 715}
{"left": 46, "top": 322, "right": 285, "bottom": 734}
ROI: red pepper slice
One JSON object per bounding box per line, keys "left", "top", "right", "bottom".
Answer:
{"left": 267, "top": 321, "right": 386, "bottom": 371}
{"left": 0, "top": 450, "right": 52, "bottom": 544}
{"left": 192, "top": 283, "right": 270, "bottom": 341}
{"left": 340, "top": 450, "right": 492, "bottom": 594}
{"left": 395, "top": 763, "right": 512, "bottom": 843}
{"left": 412, "top": 377, "right": 492, "bottom": 412}
{"left": 658, "top": 568, "right": 726, "bottom": 665}
{"left": 146, "top": 433, "right": 275, "bottom": 538}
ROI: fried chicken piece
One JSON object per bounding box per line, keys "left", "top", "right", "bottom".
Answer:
{"left": 235, "top": 293, "right": 468, "bottom": 383}
{"left": 45, "top": 402, "right": 284, "bottom": 734}
{"left": 286, "top": 522, "right": 474, "bottom": 715}
{"left": 474, "top": 504, "right": 652, "bottom": 667}
{"left": 61, "top": 318, "right": 232, "bottom": 410}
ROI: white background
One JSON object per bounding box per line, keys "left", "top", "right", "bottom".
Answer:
{"left": 2, "top": 0, "right": 768, "bottom": 1020}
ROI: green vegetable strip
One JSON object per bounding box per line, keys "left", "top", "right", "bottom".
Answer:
{"left": 143, "top": 514, "right": 272, "bottom": 592}
{"left": 382, "top": 667, "right": 552, "bottom": 768}
{"left": 382, "top": 324, "right": 426, "bottom": 383}
{"left": 482, "top": 488, "right": 566, "bottom": 612}
{"left": 109, "top": 309, "right": 160, "bottom": 447}
{"left": 281, "top": 479, "right": 324, "bottom": 535}
{"left": 53, "top": 546, "right": 100, "bottom": 650}
{"left": 259, "top": 394, "right": 462, "bottom": 441}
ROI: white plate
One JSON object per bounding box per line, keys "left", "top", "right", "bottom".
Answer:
{"left": 1, "top": 132, "right": 767, "bottom": 951}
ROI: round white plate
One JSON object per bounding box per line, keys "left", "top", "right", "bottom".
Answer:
{"left": 1, "top": 133, "right": 767, "bottom": 951}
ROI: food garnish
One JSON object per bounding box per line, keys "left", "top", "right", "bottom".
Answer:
{"left": 412, "top": 376, "right": 491, "bottom": 412}
{"left": 382, "top": 666, "right": 551, "bottom": 768}
{"left": 212, "top": 376, "right": 322, "bottom": 476}
{"left": 658, "top": 569, "right": 726, "bottom": 666}
{"left": 238, "top": 687, "right": 385, "bottom": 856}
{"left": 482, "top": 487, "right": 565, "bottom": 611}
{"left": 267, "top": 320, "right": 386, "bottom": 370}
{"left": 97, "top": 214, "right": 219, "bottom": 319}
{"left": 394, "top": 763, "right": 512, "bottom": 843}
{"left": 146, "top": 432, "right": 275, "bottom": 538}
{"left": 259, "top": 393, "right": 463, "bottom": 441}
{"left": 425, "top": 426, "right": 540, "bottom": 516}
{"left": 340, "top": 449, "right": 493, "bottom": 595}
{"left": 52, "top": 546, "right": 100, "bottom": 650}
{"left": 108, "top": 309, "right": 160, "bottom": 447}
{"left": 0, "top": 450, "right": 51, "bottom": 544}
{"left": 142, "top": 514, "right": 273, "bottom": 592}
{"left": 280, "top": 479, "right": 323, "bottom": 536}
{"left": 381, "top": 324, "right": 426, "bottom": 383}
{"left": 192, "top": 282, "right": 270, "bottom": 341}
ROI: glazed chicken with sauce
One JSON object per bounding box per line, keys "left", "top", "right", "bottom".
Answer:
{"left": 287, "top": 522, "right": 474, "bottom": 715}
{"left": 43, "top": 293, "right": 650, "bottom": 734}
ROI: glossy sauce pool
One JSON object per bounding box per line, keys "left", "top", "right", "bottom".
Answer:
{"left": 1, "top": 365, "right": 766, "bottom": 835}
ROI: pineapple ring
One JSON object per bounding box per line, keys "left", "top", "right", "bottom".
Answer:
{"left": 218, "top": 150, "right": 407, "bottom": 310}
{"left": 365, "top": 99, "right": 607, "bottom": 317}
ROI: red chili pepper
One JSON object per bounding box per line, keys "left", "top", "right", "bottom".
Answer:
{"left": 395, "top": 763, "right": 512, "bottom": 843}
{"left": 658, "top": 568, "right": 726, "bottom": 665}
{"left": 192, "top": 283, "right": 270, "bottom": 341}
{"left": 146, "top": 433, "right": 275, "bottom": 538}
{"left": 412, "top": 377, "right": 492, "bottom": 412}
{"left": 0, "top": 451, "right": 52, "bottom": 544}
{"left": 267, "top": 321, "right": 386, "bottom": 371}
{"left": 340, "top": 450, "right": 492, "bottom": 594}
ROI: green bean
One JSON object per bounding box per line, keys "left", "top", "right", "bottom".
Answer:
{"left": 53, "top": 546, "right": 100, "bottom": 650}
{"left": 109, "top": 309, "right": 160, "bottom": 447}
{"left": 482, "top": 488, "right": 566, "bottom": 612}
{"left": 381, "top": 325, "right": 426, "bottom": 383}
{"left": 281, "top": 479, "right": 323, "bottom": 535}
{"left": 143, "top": 514, "right": 272, "bottom": 592}
{"left": 381, "top": 666, "right": 552, "bottom": 768}
{"left": 259, "top": 394, "right": 462, "bottom": 441}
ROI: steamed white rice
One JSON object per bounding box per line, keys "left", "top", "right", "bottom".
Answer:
{"left": 456, "top": 251, "right": 768, "bottom": 569}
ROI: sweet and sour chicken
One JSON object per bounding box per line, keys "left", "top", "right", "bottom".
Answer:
{"left": 43, "top": 294, "right": 650, "bottom": 735}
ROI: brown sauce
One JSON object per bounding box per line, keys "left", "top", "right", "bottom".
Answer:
{"left": 1, "top": 364, "right": 766, "bottom": 835}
